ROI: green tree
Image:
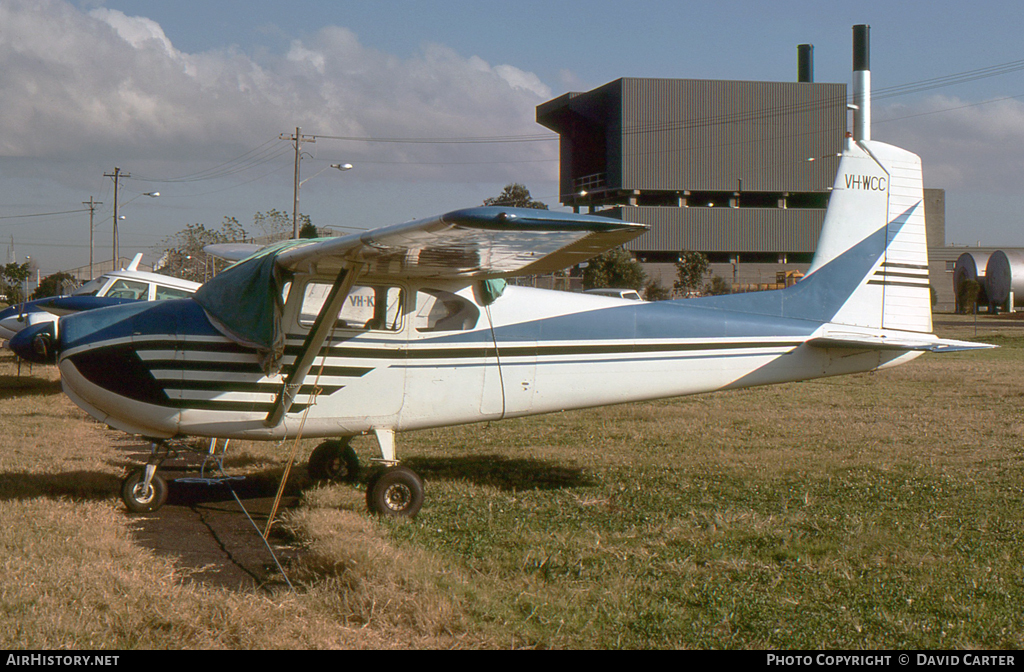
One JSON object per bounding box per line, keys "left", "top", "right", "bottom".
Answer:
{"left": 582, "top": 248, "right": 646, "bottom": 291}
{"left": 674, "top": 251, "right": 709, "bottom": 296}
{"left": 483, "top": 183, "right": 549, "bottom": 210}
{"left": 703, "top": 275, "right": 732, "bottom": 296}
{"left": 158, "top": 218, "right": 247, "bottom": 283}
{"left": 31, "top": 272, "right": 77, "bottom": 300}
{"left": 252, "top": 209, "right": 294, "bottom": 242}
{"left": 643, "top": 279, "right": 672, "bottom": 301}
{"left": 298, "top": 216, "right": 319, "bottom": 239}
{"left": 1, "top": 262, "right": 32, "bottom": 303}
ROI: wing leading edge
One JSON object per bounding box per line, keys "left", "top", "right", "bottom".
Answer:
{"left": 272, "top": 206, "right": 646, "bottom": 278}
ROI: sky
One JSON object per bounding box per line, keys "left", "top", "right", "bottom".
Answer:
{"left": 4, "top": 0, "right": 1024, "bottom": 275}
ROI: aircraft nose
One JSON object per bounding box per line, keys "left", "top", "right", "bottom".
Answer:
{"left": 9, "top": 321, "right": 57, "bottom": 364}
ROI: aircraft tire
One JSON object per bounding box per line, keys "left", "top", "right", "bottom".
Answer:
{"left": 121, "top": 469, "right": 168, "bottom": 513}
{"left": 366, "top": 466, "right": 424, "bottom": 518}
{"left": 308, "top": 439, "right": 359, "bottom": 483}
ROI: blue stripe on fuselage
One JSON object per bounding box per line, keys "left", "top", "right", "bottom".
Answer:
{"left": 420, "top": 216, "right": 897, "bottom": 346}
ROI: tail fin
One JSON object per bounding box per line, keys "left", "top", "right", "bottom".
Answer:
{"left": 803, "top": 136, "right": 932, "bottom": 333}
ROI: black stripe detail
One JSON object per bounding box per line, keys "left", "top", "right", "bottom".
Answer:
{"left": 165, "top": 380, "right": 343, "bottom": 395}
{"left": 867, "top": 280, "right": 931, "bottom": 288}
{"left": 69, "top": 346, "right": 169, "bottom": 405}
{"left": 133, "top": 339, "right": 254, "bottom": 354}
{"left": 294, "top": 339, "right": 804, "bottom": 362}
{"left": 872, "top": 271, "right": 929, "bottom": 280}
{"left": 146, "top": 359, "right": 372, "bottom": 378}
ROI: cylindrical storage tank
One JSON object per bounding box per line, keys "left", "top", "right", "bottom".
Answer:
{"left": 984, "top": 250, "right": 1024, "bottom": 309}
{"left": 953, "top": 252, "right": 991, "bottom": 312}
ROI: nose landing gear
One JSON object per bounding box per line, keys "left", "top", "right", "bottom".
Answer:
{"left": 121, "top": 464, "right": 168, "bottom": 513}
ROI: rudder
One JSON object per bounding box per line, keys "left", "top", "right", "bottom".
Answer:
{"left": 803, "top": 137, "right": 932, "bottom": 334}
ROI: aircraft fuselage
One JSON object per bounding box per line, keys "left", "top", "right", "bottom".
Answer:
{"left": 55, "top": 278, "right": 917, "bottom": 442}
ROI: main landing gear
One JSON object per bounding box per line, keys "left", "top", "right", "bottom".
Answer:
{"left": 307, "top": 430, "right": 425, "bottom": 518}
{"left": 121, "top": 430, "right": 425, "bottom": 519}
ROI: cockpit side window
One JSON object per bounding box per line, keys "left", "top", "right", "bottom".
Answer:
{"left": 299, "top": 282, "right": 404, "bottom": 331}
{"left": 155, "top": 285, "right": 191, "bottom": 300}
{"left": 105, "top": 279, "right": 149, "bottom": 300}
{"left": 413, "top": 289, "right": 480, "bottom": 332}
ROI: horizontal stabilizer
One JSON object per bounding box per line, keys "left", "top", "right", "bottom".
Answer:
{"left": 809, "top": 332, "right": 995, "bottom": 353}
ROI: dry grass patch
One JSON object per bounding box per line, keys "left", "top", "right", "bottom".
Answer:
{"left": 0, "top": 318, "right": 1022, "bottom": 648}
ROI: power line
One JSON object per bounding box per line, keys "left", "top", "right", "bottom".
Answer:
{"left": 311, "top": 132, "right": 555, "bottom": 144}
{"left": 102, "top": 56, "right": 1024, "bottom": 190}
{"left": 0, "top": 208, "right": 90, "bottom": 220}
{"left": 130, "top": 138, "right": 292, "bottom": 183}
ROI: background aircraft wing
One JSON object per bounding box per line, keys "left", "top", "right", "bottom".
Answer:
{"left": 204, "top": 242, "right": 264, "bottom": 262}
{"left": 273, "top": 206, "right": 646, "bottom": 278}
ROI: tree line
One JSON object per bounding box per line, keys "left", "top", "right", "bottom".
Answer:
{"left": 11, "top": 183, "right": 725, "bottom": 304}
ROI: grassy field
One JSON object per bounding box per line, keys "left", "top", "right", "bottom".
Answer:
{"left": 0, "top": 314, "right": 1021, "bottom": 649}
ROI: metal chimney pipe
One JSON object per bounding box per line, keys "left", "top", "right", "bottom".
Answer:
{"left": 852, "top": 24, "right": 871, "bottom": 141}
{"left": 798, "top": 44, "right": 814, "bottom": 82}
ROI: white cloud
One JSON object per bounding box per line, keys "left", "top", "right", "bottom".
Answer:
{"left": 88, "top": 7, "right": 177, "bottom": 58}
{"left": 0, "top": 0, "right": 556, "bottom": 183}
{"left": 877, "top": 95, "right": 1024, "bottom": 194}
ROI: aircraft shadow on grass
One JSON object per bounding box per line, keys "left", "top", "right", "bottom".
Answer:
{"left": 121, "top": 454, "right": 594, "bottom": 508}
{"left": 0, "top": 470, "right": 122, "bottom": 503}
{"left": 403, "top": 454, "right": 594, "bottom": 492}
{"left": 0, "top": 375, "right": 63, "bottom": 399}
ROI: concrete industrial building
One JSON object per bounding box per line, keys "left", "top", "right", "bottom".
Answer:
{"left": 536, "top": 52, "right": 955, "bottom": 309}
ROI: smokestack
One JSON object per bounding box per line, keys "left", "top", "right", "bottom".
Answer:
{"left": 797, "top": 44, "right": 814, "bottom": 82}
{"left": 852, "top": 24, "right": 870, "bottom": 141}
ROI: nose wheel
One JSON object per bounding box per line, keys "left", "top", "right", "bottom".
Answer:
{"left": 121, "top": 467, "right": 168, "bottom": 513}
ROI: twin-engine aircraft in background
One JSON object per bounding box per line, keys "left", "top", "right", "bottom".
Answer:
{"left": 13, "top": 129, "right": 991, "bottom": 518}
{"left": 0, "top": 254, "right": 199, "bottom": 347}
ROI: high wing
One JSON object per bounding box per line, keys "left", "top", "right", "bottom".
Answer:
{"left": 205, "top": 207, "right": 644, "bottom": 277}
{"left": 272, "top": 206, "right": 645, "bottom": 278}
{"left": 193, "top": 206, "right": 646, "bottom": 424}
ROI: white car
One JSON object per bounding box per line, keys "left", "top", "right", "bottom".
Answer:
{"left": 583, "top": 288, "right": 644, "bottom": 301}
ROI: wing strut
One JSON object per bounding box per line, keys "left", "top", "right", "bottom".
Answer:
{"left": 264, "top": 262, "right": 365, "bottom": 427}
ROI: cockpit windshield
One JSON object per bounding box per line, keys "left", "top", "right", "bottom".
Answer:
{"left": 72, "top": 275, "right": 111, "bottom": 297}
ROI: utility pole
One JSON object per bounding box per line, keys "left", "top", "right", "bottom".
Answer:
{"left": 104, "top": 167, "right": 130, "bottom": 268}
{"left": 82, "top": 196, "right": 103, "bottom": 280}
{"left": 280, "top": 127, "right": 316, "bottom": 239}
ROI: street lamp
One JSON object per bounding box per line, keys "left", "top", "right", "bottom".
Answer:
{"left": 292, "top": 162, "right": 353, "bottom": 239}
{"left": 113, "top": 191, "right": 159, "bottom": 267}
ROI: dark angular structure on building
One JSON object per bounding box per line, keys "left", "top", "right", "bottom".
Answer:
{"left": 537, "top": 77, "right": 848, "bottom": 265}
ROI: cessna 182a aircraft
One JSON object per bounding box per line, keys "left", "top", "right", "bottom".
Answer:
{"left": 13, "top": 128, "right": 990, "bottom": 518}
{"left": 12, "top": 33, "right": 992, "bottom": 516}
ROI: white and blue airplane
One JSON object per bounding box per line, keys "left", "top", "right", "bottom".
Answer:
{"left": 13, "top": 127, "right": 991, "bottom": 518}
